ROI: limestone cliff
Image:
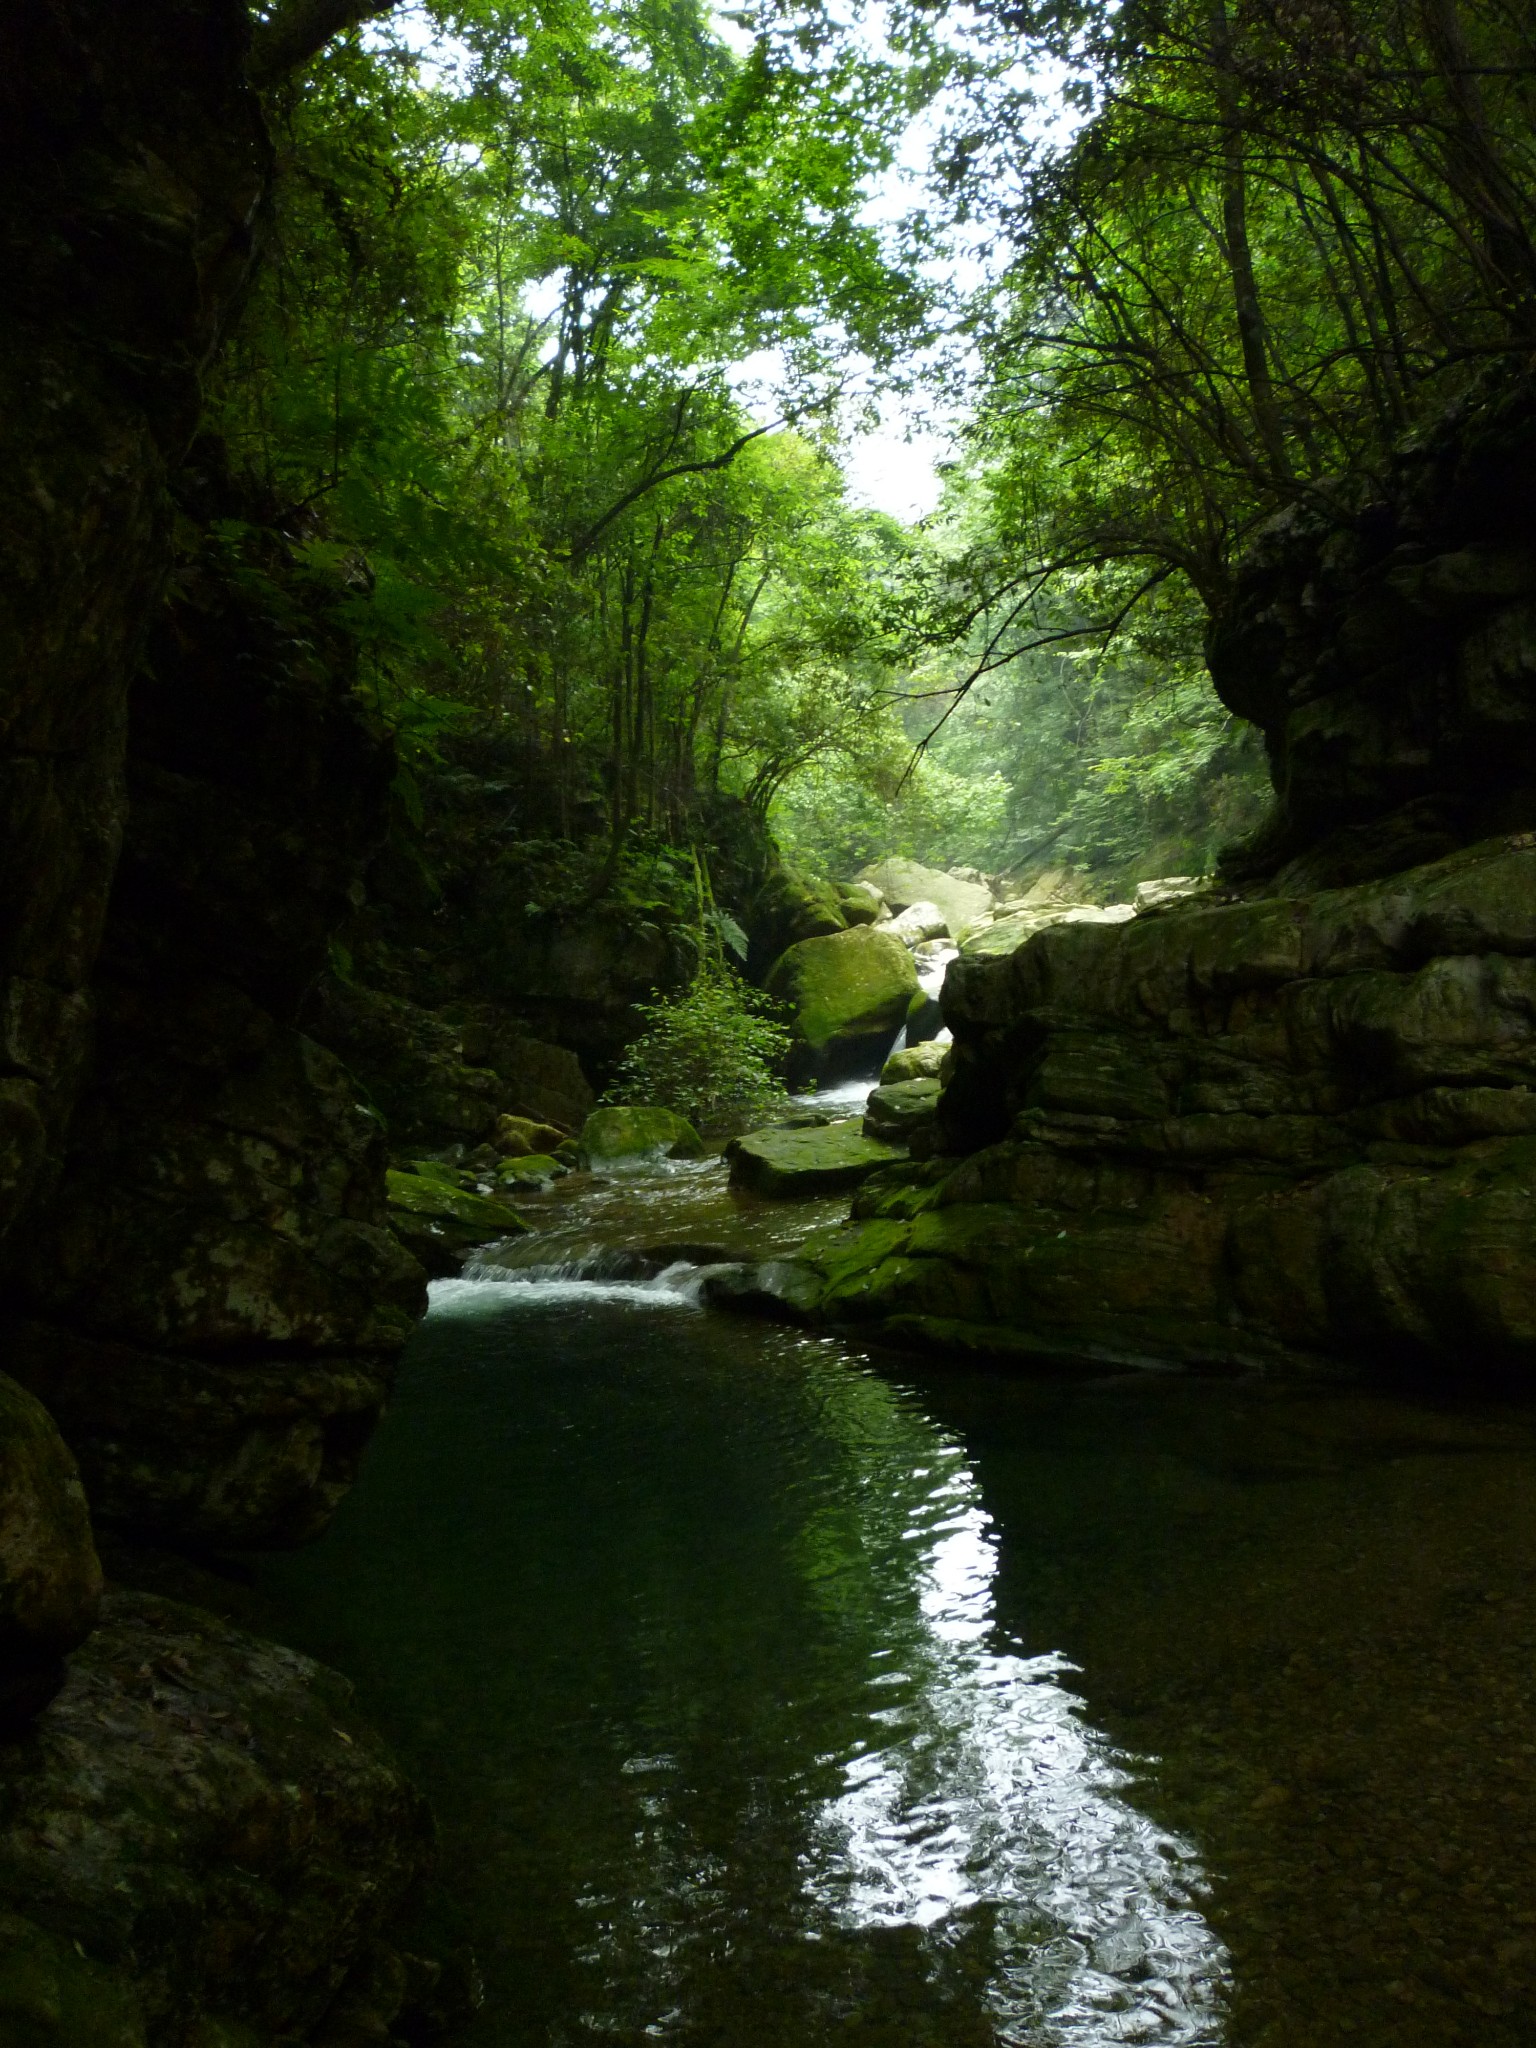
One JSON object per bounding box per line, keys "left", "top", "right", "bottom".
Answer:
{"left": 793, "top": 372, "right": 1536, "bottom": 1382}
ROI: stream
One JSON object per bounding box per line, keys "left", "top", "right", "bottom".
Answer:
{"left": 261, "top": 1155, "right": 1536, "bottom": 2048}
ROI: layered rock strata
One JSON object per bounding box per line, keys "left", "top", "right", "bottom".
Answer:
{"left": 792, "top": 836, "right": 1536, "bottom": 1375}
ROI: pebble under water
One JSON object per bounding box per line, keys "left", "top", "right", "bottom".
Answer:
{"left": 261, "top": 1187, "right": 1536, "bottom": 2048}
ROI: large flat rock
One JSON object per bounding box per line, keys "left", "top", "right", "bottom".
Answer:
{"left": 727, "top": 1121, "right": 905, "bottom": 1197}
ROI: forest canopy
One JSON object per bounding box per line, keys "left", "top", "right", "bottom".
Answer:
{"left": 224, "top": 0, "right": 1536, "bottom": 892}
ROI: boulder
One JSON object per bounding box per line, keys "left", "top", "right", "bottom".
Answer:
{"left": 0, "top": 1375, "right": 102, "bottom": 1729}
{"left": 0, "top": 1591, "right": 431, "bottom": 2044}
{"left": 496, "top": 1112, "right": 566, "bottom": 1155}
{"left": 886, "top": 900, "right": 949, "bottom": 946}
{"left": 863, "top": 1077, "right": 943, "bottom": 1142}
{"left": 764, "top": 926, "right": 919, "bottom": 1079}
{"left": 836, "top": 882, "right": 884, "bottom": 926}
{"left": 577, "top": 1106, "right": 703, "bottom": 1168}
{"left": 385, "top": 1168, "right": 528, "bottom": 1278}
{"left": 960, "top": 900, "right": 1135, "bottom": 961}
{"left": 745, "top": 866, "right": 848, "bottom": 978}
{"left": 0, "top": 1912, "right": 147, "bottom": 2046}
{"left": 855, "top": 860, "right": 992, "bottom": 938}
{"left": 881, "top": 1039, "right": 949, "bottom": 1085}
{"left": 497, "top": 1152, "right": 563, "bottom": 1189}
{"left": 726, "top": 1121, "right": 905, "bottom": 1197}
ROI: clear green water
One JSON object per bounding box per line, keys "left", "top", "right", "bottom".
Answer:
{"left": 261, "top": 1210, "right": 1536, "bottom": 2048}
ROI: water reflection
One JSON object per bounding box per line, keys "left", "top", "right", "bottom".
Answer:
{"left": 801, "top": 1441, "right": 1226, "bottom": 2045}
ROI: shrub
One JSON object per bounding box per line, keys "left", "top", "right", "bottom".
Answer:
{"left": 607, "top": 966, "right": 792, "bottom": 1130}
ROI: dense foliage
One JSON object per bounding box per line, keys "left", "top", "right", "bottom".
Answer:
{"left": 219, "top": 0, "right": 1533, "bottom": 917}
{"left": 605, "top": 965, "right": 793, "bottom": 1127}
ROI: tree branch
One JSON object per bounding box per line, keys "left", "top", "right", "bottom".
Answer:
{"left": 564, "top": 420, "right": 785, "bottom": 565}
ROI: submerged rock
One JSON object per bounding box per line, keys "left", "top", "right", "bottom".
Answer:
{"left": 0, "top": 1376, "right": 102, "bottom": 1728}
{"left": 0, "top": 1592, "right": 431, "bottom": 2044}
{"left": 726, "top": 1121, "right": 905, "bottom": 1197}
{"left": 577, "top": 1106, "right": 703, "bottom": 1168}
{"left": 764, "top": 926, "right": 919, "bottom": 1079}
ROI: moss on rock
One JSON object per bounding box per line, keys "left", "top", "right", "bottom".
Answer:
{"left": 764, "top": 927, "right": 918, "bottom": 1077}
{"left": 577, "top": 1106, "right": 703, "bottom": 1167}
{"left": 725, "top": 1122, "right": 905, "bottom": 1198}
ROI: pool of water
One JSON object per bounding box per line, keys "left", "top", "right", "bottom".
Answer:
{"left": 260, "top": 1246, "right": 1536, "bottom": 2047}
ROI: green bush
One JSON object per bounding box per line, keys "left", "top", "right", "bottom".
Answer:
{"left": 607, "top": 966, "right": 792, "bottom": 1130}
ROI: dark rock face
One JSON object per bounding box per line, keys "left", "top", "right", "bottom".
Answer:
{"left": 306, "top": 976, "right": 596, "bottom": 1154}
{"left": 1209, "top": 372, "right": 1536, "bottom": 890}
{"left": 804, "top": 837, "right": 1536, "bottom": 1377}
{"left": 0, "top": 1376, "right": 102, "bottom": 1729}
{"left": 0, "top": 0, "right": 267, "bottom": 1257}
{"left": 5, "top": 519, "right": 425, "bottom": 1548}
{"left": 0, "top": 1591, "right": 432, "bottom": 2044}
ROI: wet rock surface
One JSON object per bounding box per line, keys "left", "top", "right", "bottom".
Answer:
{"left": 727, "top": 1120, "right": 905, "bottom": 1198}
{"left": 0, "top": 1377, "right": 102, "bottom": 1728}
{"left": 797, "top": 836, "right": 1536, "bottom": 1376}
{"left": 0, "top": 1590, "right": 432, "bottom": 2046}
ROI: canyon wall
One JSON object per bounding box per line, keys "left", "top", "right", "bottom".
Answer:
{"left": 801, "top": 370, "right": 1536, "bottom": 1382}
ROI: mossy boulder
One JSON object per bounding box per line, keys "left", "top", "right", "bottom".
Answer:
{"left": 764, "top": 926, "right": 919, "bottom": 1079}
{"left": 835, "top": 882, "right": 884, "bottom": 927}
{"left": 863, "top": 1077, "right": 943, "bottom": 1142}
{"left": 882, "top": 1039, "right": 948, "bottom": 1084}
{"left": 0, "top": 1593, "right": 430, "bottom": 2044}
{"left": 726, "top": 1121, "right": 905, "bottom": 1197}
{"left": 577, "top": 1106, "right": 703, "bottom": 1168}
{"left": 0, "top": 1375, "right": 103, "bottom": 1729}
{"left": 746, "top": 866, "right": 848, "bottom": 978}
{"left": 386, "top": 1168, "right": 528, "bottom": 1274}
{"left": 497, "top": 1152, "right": 563, "bottom": 1188}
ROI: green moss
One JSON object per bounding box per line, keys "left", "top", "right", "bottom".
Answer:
{"left": 764, "top": 926, "right": 919, "bottom": 1057}
{"left": 386, "top": 1169, "right": 527, "bottom": 1235}
{"left": 726, "top": 1123, "right": 905, "bottom": 1197}
{"left": 577, "top": 1106, "right": 703, "bottom": 1166}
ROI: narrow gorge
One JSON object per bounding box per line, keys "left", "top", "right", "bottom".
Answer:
{"left": 3, "top": 3, "right": 1536, "bottom": 2045}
